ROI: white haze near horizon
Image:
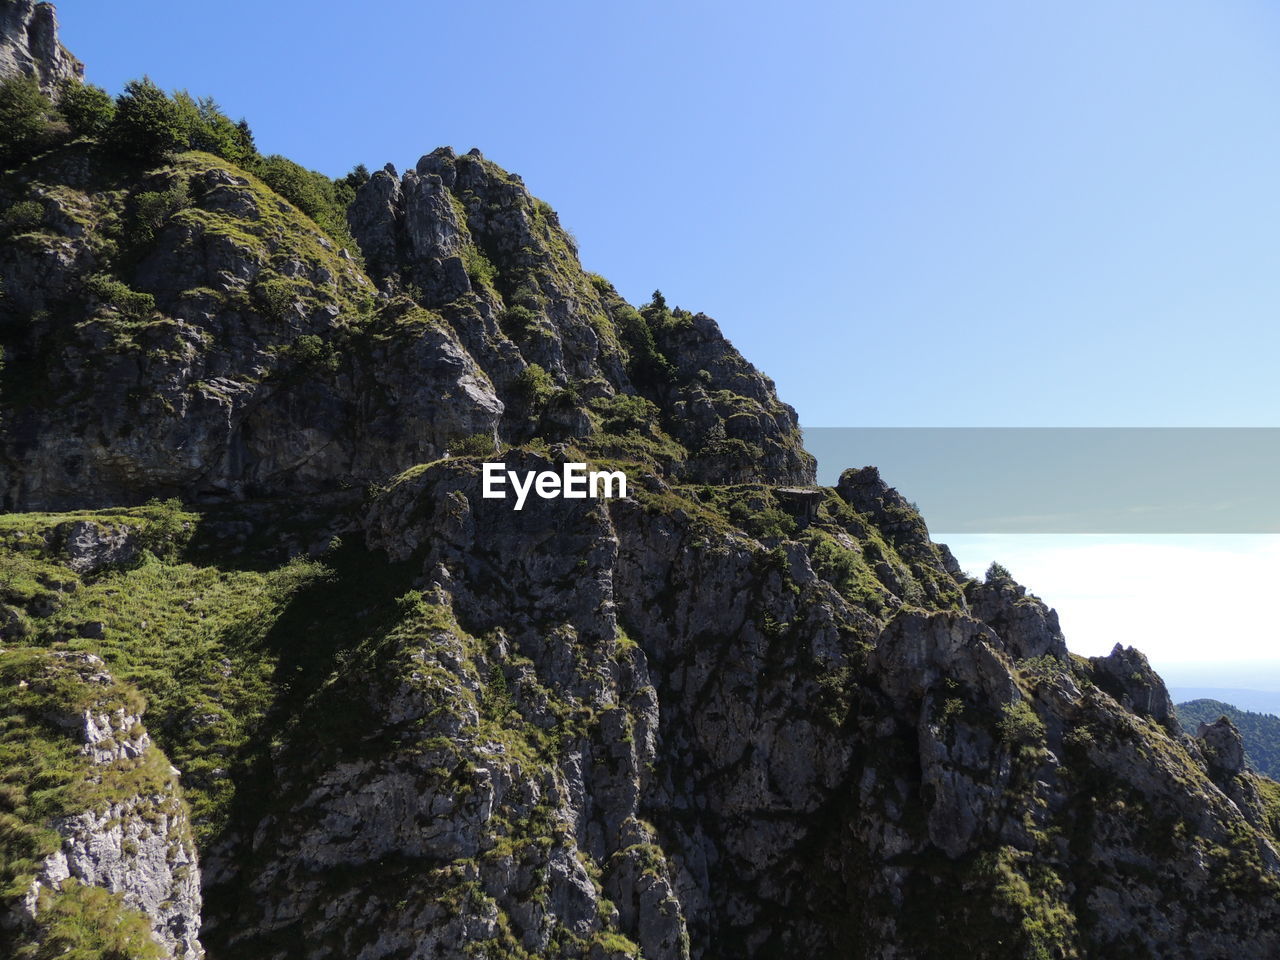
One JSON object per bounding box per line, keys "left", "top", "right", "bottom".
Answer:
{"left": 940, "top": 534, "right": 1280, "bottom": 693}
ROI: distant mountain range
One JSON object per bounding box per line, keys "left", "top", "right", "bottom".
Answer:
{"left": 1177, "top": 699, "right": 1280, "bottom": 779}
{"left": 1169, "top": 688, "right": 1280, "bottom": 717}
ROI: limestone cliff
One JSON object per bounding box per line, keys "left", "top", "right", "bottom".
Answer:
{"left": 0, "top": 0, "right": 80, "bottom": 96}
{"left": 0, "top": 648, "right": 202, "bottom": 959}
{"left": 0, "top": 134, "right": 810, "bottom": 509}
{"left": 3, "top": 7, "right": 1280, "bottom": 960}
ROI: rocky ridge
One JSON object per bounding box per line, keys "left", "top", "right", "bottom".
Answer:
{"left": 0, "top": 0, "right": 80, "bottom": 96}
{"left": 0, "top": 131, "right": 811, "bottom": 509}
{"left": 3, "top": 8, "right": 1280, "bottom": 960}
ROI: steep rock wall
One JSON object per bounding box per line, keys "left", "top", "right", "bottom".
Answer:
{"left": 0, "top": 0, "right": 81, "bottom": 94}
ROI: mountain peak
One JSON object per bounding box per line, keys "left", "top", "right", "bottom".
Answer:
{"left": 0, "top": 1, "right": 81, "bottom": 95}
{"left": 5, "top": 7, "right": 1280, "bottom": 960}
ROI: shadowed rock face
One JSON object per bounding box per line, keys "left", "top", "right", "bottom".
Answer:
{"left": 1089, "top": 642, "right": 1179, "bottom": 730}
{"left": 0, "top": 0, "right": 81, "bottom": 94}
{"left": 345, "top": 146, "right": 816, "bottom": 486}
{"left": 0, "top": 137, "right": 810, "bottom": 509}
{"left": 5, "top": 6, "right": 1280, "bottom": 960}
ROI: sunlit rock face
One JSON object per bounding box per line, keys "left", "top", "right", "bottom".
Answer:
{"left": 4, "top": 5, "right": 1280, "bottom": 959}
{"left": 0, "top": 0, "right": 82, "bottom": 95}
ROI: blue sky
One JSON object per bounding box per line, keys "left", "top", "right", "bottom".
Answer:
{"left": 56, "top": 0, "right": 1280, "bottom": 429}
{"left": 51, "top": 1, "right": 1280, "bottom": 674}
{"left": 942, "top": 534, "right": 1278, "bottom": 661}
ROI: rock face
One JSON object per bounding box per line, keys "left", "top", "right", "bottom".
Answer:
{"left": 966, "top": 572, "right": 1069, "bottom": 662}
{"left": 51, "top": 518, "right": 141, "bottom": 573}
{"left": 9, "top": 462, "right": 1280, "bottom": 959}
{"left": 5, "top": 6, "right": 1280, "bottom": 958}
{"left": 0, "top": 154, "right": 506, "bottom": 509}
{"left": 4, "top": 651, "right": 202, "bottom": 959}
{"left": 344, "top": 146, "right": 815, "bottom": 486}
{"left": 1089, "top": 642, "right": 1179, "bottom": 729}
{"left": 1200, "top": 716, "right": 1246, "bottom": 779}
{"left": 180, "top": 452, "right": 1280, "bottom": 959}
{"left": 0, "top": 141, "right": 810, "bottom": 509}
{"left": 0, "top": 0, "right": 81, "bottom": 94}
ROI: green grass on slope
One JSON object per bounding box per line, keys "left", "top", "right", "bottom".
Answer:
{"left": 0, "top": 502, "right": 351, "bottom": 845}
{"left": 43, "top": 552, "right": 330, "bottom": 836}
{"left": 13, "top": 881, "right": 166, "bottom": 960}
{"left": 0, "top": 499, "right": 480, "bottom": 957}
{"left": 0, "top": 649, "right": 170, "bottom": 957}
{"left": 0, "top": 647, "right": 171, "bottom": 901}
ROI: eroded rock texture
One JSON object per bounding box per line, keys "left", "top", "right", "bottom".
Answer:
{"left": 0, "top": 136, "right": 810, "bottom": 509}
{"left": 4, "top": 652, "right": 202, "bottom": 959}
{"left": 0, "top": 0, "right": 81, "bottom": 95}
{"left": 3, "top": 6, "right": 1280, "bottom": 960}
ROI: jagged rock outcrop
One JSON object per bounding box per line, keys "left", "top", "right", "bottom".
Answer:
{"left": 2, "top": 137, "right": 809, "bottom": 509}
{"left": 0, "top": 0, "right": 81, "bottom": 94}
{"left": 1200, "top": 716, "right": 1246, "bottom": 778}
{"left": 2, "top": 650, "right": 202, "bottom": 959}
{"left": 965, "top": 573, "right": 1069, "bottom": 661}
{"left": 349, "top": 146, "right": 627, "bottom": 391}
{"left": 1192, "top": 716, "right": 1276, "bottom": 835}
{"left": 0, "top": 154, "right": 503, "bottom": 509}
{"left": 1089, "top": 642, "right": 1179, "bottom": 730}
{"left": 5, "top": 6, "right": 1280, "bottom": 957}
{"left": 346, "top": 147, "right": 815, "bottom": 486}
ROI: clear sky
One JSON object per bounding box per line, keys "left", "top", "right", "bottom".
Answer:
{"left": 50, "top": 1, "right": 1280, "bottom": 674}
{"left": 55, "top": 0, "right": 1280, "bottom": 429}
{"left": 942, "top": 534, "right": 1280, "bottom": 668}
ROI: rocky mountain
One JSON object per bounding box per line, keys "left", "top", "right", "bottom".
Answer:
{"left": 1178, "top": 699, "right": 1280, "bottom": 780}
{"left": 4, "top": 7, "right": 1280, "bottom": 959}
{"left": 0, "top": 1, "right": 80, "bottom": 96}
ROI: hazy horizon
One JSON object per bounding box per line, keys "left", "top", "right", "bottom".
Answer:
{"left": 943, "top": 533, "right": 1280, "bottom": 671}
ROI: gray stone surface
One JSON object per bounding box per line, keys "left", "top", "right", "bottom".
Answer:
{"left": 15, "top": 653, "right": 203, "bottom": 960}
{"left": 0, "top": 0, "right": 81, "bottom": 94}
{"left": 3, "top": 9, "right": 1280, "bottom": 954}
